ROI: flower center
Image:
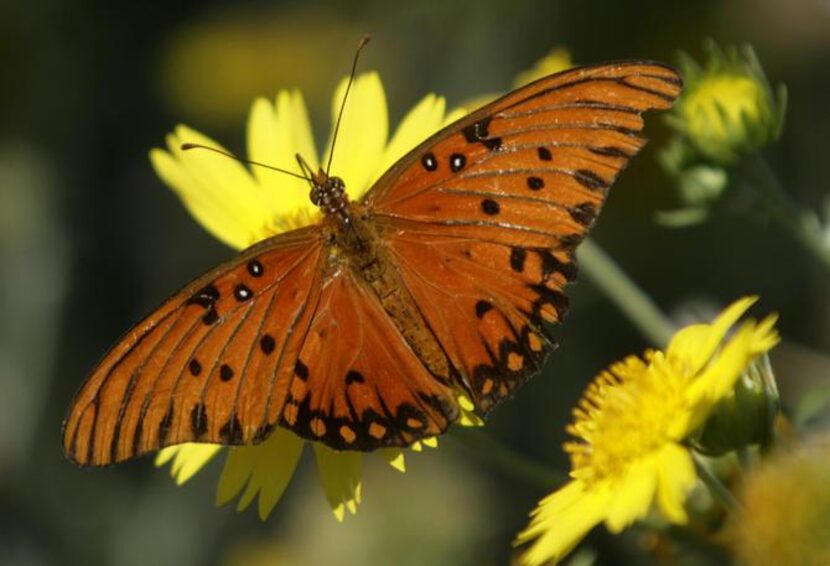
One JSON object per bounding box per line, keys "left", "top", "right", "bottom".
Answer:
{"left": 565, "top": 353, "right": 689, "bottom": 484}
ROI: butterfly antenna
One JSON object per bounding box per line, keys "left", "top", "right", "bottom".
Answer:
{"left": 180, "top": 143, "right": 310, "bottom": 182}
{"left": 325, "top": 34, "right": 371, "bottom": 176}
{"left": 295, "top": 153, "right": 317, "bottom": 186}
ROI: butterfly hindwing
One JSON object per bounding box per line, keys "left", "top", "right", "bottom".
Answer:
{"left": 278, "top": 269, "right": 459, "bottom": 450}
{"left": 62, "top": 227, "right": 325, "bottom": 465}
{"left": 386, "top": 230, "right": 575, "bottom": 412}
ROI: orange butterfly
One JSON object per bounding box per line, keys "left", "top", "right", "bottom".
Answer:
{"left": 63, "top": 54, "right": 681, "bottom": 466}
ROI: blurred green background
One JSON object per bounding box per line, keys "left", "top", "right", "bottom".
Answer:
{"left": 2, "top": 0, "right": 829, "bottom": 564}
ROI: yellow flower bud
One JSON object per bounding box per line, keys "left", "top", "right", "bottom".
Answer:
{"left": 667, "top": 40, "right": 786, "bottom": 164}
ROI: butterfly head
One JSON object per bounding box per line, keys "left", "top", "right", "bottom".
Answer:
{"left": 309, "top": 172, "right": 348, "bottom": 215}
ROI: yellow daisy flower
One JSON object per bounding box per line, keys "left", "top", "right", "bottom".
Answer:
{"left": 148, "top": 72, "right": 482, "bottom": 521}
{"left": 515, "top": 297, "right": 779, "bottom": 565}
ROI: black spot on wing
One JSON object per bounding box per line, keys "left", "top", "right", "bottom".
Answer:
{"left": 480, "top": 198, "right": 500, "bottom": 215}
{"left": 260, "top": 334, "right": 276, "bottom": 354}
{"left": 462, "top": 117, "right": 503, "bottom": 151}
{"left": 421, "top": 152, "right": 438, "bottom": 171}
{"left": 449, "top": 153, "right": 467, "bottom": 172}
{"left": 475, "top": 299, "right": 494, "bottom": 318}
{"left": 191, "top": 403, "right": 208, "bottom": 438}
{"left": 345, "top": 370, "right": 365, "bottom": 385}
{"left": 569, "top": 203, "right": 597, "bottom": 226}
{"left": 234, "top": 284, "right": 252, "bottom": 301}
{"left": 510, "top": 247, "right": 527, "bottom": 273}
{"left": 158, "top": 407, "right": 174, "bottom": 444}
{"left": 219, "top": 415, "right": 243, "bottom": 443}
{"left": 219, "top": 364, "right": 234, "bottom": 382}
{"left": 574, "top": 169, "right": 609, "bottom": 191}
{"left": 294, "top": 359, "right": 309, "bottom": 381}
{"left": 247, "top": 259, "right": 264, "bottom": 277}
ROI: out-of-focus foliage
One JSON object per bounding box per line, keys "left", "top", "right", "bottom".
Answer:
{"left": 2, "top": 1, "right": 829, "bottom": 565}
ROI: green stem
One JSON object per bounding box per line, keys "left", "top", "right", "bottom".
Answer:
{"left": 692, "top": 453, "right": 744, "bottom": 515}
{"left": 451, "top": 428, "right": 565, "bottom": 490}
{"left": 577, "top": 238, "right": 675, "bottom": 347}
{"left": 744, "top": 153, "right": 830, "bottom": 276}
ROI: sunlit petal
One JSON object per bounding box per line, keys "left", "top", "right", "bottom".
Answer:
{"left": 150, "top": 145, "right": 253, "bottom": 250}
{"left": 376, "top": 94, "right": 446, "bottom": 177}
{"left": 655, "top": 444, "right": 696, "bottom": 523}
{"left": 516, "top": 480, "right": 612, "bottom": 566}
{"left": 155, "top": 443, "right": 222, "bottom": 485}
{"left": 323, "top": 72, "right": 388, "bottom": 199}
{"left": 220, "top": 429, "right": 305, "bottom": 520}
{"left": 380, "top": 448, "right": 406, "bottom": 473}
{"left": 314, "top": 444, "right": 362, "bottom": 522}
{"left": 604, "top": 458, "right": 658, "bottom": 532}
{"left": 667, "top": 296, "right": 757, "bottom": 375}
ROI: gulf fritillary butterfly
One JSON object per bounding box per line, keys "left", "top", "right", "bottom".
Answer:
{"left": 63, "top": 56, "right": 681, "bottom": 467}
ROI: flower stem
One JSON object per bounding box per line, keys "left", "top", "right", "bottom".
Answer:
{"left": 743, "top": 153, "right": 830, "bottom": 276}
{"left": 577, "top": 238, "right": 675, "bottom": 347}
{"left": 451, "top": 429, "right": 565, "bottom": 489}
{"left": 692, "top": 453, "right": 744, "bottom": 515}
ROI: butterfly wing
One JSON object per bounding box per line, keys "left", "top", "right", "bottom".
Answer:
{"left": 364, "top": 61, "right": 682, "bottom": 411}
{"left": 276, "top": 268, "right": 459, "bottom": 450}
{"left": 63, "top": 226, "right": 325, "bottom": 466}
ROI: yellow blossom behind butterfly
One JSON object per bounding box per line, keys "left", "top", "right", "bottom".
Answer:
{"left": 515, "top": 296, "right": 779, "bottom": 565}
{"left": 149, "top": 72, "right": 482, "bottom": 521}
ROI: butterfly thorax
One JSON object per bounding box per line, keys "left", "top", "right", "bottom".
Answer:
{"left": 317, "top": 178, "right": 454, "bottom": 386}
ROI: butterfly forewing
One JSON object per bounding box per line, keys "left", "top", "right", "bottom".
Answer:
{"left": 63, "top": 227, "right": 325, "bottom": 465}
{"left": 365, "top": 61, "right": 681, "bottom": 411}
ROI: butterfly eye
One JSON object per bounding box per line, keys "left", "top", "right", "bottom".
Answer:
{"left": 330, "top": 177, "right": 345, "bottom": 194}
{"left": 309, "top": 186, "right": 324, "bottom": 206}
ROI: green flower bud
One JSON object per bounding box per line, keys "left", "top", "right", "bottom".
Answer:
{"left": 692, "top": 353, "right": 780, "bottom": 456}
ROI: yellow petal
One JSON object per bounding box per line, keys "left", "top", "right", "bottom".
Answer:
{"left": 442, "top": 106, "right": 468, "bottom": 126}
{"left": 323, "top": 72, "right": 388, "bottom": 200}
{"left": 246, "top": 91, "right": 319, "bottom": 227}
{"left": 155, "top": 445, "right": 178, "bottom": 467}
{"left": 421, "top": 437, "right": 438, "bottom": 449}
{"left": 375, "top": 94, "right": 446, "bottom": 177}
{"left": 216, "top": 429, "right": 304, "bottom": 520}
{"left": 155, "top": 443, "right": 222, "bottom": 485}
{"left": 604, "top": 458, "right": 658, "bottom": 533}
{"left": 685, "top": 322, "right": 758, "bottom": 422}
{"left": 150, "top": 147, "right": 250, "bottom": 250}
{"left": 516, "top": 480, "right": 612, "bottom": 566}
{"left": 150, "top": 124, "right": 273, "bottom": 250}
{"left": 750, "top": 314, "right": 780, "bottom": 354}
{"left": 313, "top": 444, "right": 362, "bottom": 522}
{"left": 513, "top": 48, "right": 573, "bottom": 88}
{"left": 667, "top": 296, "right": 757, "bottom": 376}
{"left": 655, "top": 444, "right": 695, "bottom": 524}
{"left": 380, "top": 448, "right": 406, "bottom": 472}
{"left": 456, "top": 392, "right": 485, "bottom": 427}
{"left": 283, "top": 89, "right": 319, "bottom": 171}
